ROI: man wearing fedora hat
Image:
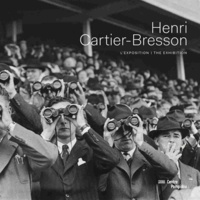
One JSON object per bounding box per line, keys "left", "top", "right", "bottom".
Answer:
{"left": 23, "top": 58, "right": 47, "bottom": 83}
{"left": 99, "top": 104, "right": 178, "bottom": 200}
{"left": 148, "top": 110, "right": 200, "bottom": 200}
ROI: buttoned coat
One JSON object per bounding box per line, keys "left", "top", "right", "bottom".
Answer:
{"left": 99, "top": 142, "right": 178, "bottom": 200}
{"left": 38, "top": 128, "right": 120, "bottom": 200}
{"left": 0, "top": 124, "right": 58, "bottom": 200}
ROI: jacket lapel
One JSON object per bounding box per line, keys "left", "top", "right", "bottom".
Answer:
{"left": 0, "top": 136, "right": 18, "bottom": 173}
{"left": 116, "top": 148, "right": 146, "bottom": 178}
{"left": 64, "top": 140, "right": 89, "bottom": 173}
{"left": 130, "top": 148, "right": 146, "bottom": 178}
{"left": 51, "top": 154, "right": 65, "bottom": 178}
{"left": 116, "top": 151, "right": 130, "bottom": 177}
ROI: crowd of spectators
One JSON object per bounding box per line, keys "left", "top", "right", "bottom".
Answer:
{"left": 0, "top": 40, "right": 200, "bottom": 200}
{"left": 0, "top": 40, "right": 199, "bottom": 117}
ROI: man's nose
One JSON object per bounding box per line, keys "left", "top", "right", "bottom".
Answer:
{"left": 169, "top": 136, "right": 175, "bottom": 143}
{"left": 60, "top": 114, "right": 69, "bottom": 125}
{"left": 47, "top": 89, "right": 52, "bottom": 95}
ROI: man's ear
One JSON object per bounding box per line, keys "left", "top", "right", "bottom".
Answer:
{"left": 182, "top": 138, "right": 186, "bottom": 146}
{"left": 154, "top": 137, "right": 159, "bottom": 147}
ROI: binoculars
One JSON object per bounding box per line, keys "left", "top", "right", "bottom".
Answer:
{"left": 107, "top": 119, "right": 121, "bottom": 131}
{"left": 33, "top": 80, "right": 62, "bottom": 93}
{"left": 182, "top": 119, "right": 200, "bottom": 130}
{"left": 66, "top": 82, "right": 78, "bottom": 93}
{"left": 43, "top": 104, "right": 79, "bottom": 122}
{"left": 0, "top": 71, "right": 10, "bottom": 83}
{"left": 182, "top": 119, "right": 192, "bottom": 129}
{"left": 107, "top": 115, "right": 140, "bottom": 131}
{"left": 194, "top": 120, "right": 200, "bottom": 129}
{"left": 146, "top": 117, "right": 158, "bottom": 126}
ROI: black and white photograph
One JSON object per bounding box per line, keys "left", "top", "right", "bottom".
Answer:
{"left": 0, "top": 0, "right": 200, "bottom": 200}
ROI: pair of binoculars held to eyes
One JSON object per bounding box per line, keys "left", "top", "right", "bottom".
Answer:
{"left": 106, "top": 115, "right": 140, "bottom": 131}
{"left": 182, "top": 118, "right": 200, "bottom": 129}
{"left": 0, "top": 71, "right": 10, "bottom": 84}
{"left": 43, "top": 104, "right": 79, "bottom": 122}
{"left": 66, "top": 82, "right": 78, "bottom": 93}
{"left": 146, "top": 117, "right": 158, "bottom": 126}
{"left": 33, "top": 80, "right": 62, "bottom": 93}
{"left": 33, "top": 80, "right": 78, "bottom": 94}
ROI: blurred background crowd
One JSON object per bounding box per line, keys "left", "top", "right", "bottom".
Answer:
{"left": 0, "top": 40, "right": 199, "bottom": 120}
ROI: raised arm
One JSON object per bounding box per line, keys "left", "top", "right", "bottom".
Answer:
{"left": 132, "top": 115, "right": 178, "bottom": 179}
{"left": 1, "top": 70, "right": 43, "bottom": 134}
{"left": 0, "top": 92, "right": 58, "bottom": 171}
{"left": 70, "top": 105, "right": 120, "bottom": 174}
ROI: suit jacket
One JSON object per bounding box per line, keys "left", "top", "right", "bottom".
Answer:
{"left": 99, "top": 142, "right": 178, "bottom": 200}
{"left": 11, "top": 93, "right": 43, "bottom": 134}
{"left": 39, "top": 128, "right": 120, "bottom": 200}
{"left": 161, "top": 161, "right": 200, "bottom": 200}
{"left": 181, "top": 142, "right": 200, "bottom": 172}
{"left": 0, "top": 124, "right": 58, "bottom": 200}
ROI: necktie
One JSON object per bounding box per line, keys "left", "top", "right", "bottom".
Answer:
{"left": 61, "top": 144, "right": 69, "bottom": 166}
{"left": 123, "top": 152, "right": 132, "bottom": 167}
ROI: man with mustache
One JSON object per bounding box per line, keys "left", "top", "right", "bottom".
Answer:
{"left": 99, "top": 104, "right": 178, "bottom": 200}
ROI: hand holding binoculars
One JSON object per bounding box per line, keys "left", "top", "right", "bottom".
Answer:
{"left": 42, "top": 104, "right": 79, "bottom": 123}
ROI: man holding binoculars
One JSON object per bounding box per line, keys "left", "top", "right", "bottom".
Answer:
{"left": 0, "top": 83, "right": 58, "bottom": 200}
{"left": 0, "top": 63, "right": 43, "bottom": 134}
{"left": 38, "top": 97, "right": 120, "bottom": 200}
{"left": 99, "top": 104, "right": 178, "bottom": 200}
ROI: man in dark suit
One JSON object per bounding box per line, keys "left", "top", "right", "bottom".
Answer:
{"left": 38, "top": 97, "right": 120, "bottom": 200}
{"left": 148, "top": 110, "right": 200, "bottom": 200}
{"left": 99, "top": 104, "right": 178, "bottom": 200}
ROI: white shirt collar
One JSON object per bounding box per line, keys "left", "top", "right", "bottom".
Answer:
{"left": 121, "top": 145, "right": 136, "bottom": 158}
{"left": 57, "top": 138, "right": 77, "bottom": 154}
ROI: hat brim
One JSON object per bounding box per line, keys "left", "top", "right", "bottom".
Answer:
{"left": 148, "top": 128, "right": 189, "bottom": 139}
{"left": 23, "top": 65, "right": 46, "bottom": 72}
